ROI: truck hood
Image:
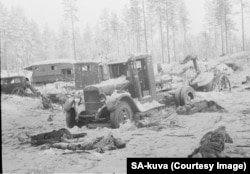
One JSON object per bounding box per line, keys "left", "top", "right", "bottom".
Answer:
{"left": 84, "top": 75, "right": 129, "bottom": 95}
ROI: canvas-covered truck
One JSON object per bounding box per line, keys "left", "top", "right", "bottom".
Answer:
{"left": 63, "top": 54, "right": 195, "bottom": 128}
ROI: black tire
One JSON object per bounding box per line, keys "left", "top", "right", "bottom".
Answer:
{"left": 12, "top": 87, "right": 25, "bottom": 96}
{"left": 110, "top": 101, "right": 133, "bottom": 128}
{"left": 174, "top": 87, "right": 182, "bottom": 107}
{"left": 179, "top": 86, "right": 195, "bottom": 106}
{"left": 220, "top": 75, "right": 231, "bottom": 92}
{"left": 66, "top": 108, "right": 77, "bottom": 128}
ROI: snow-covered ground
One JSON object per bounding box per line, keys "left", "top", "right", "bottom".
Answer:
{"left": 1, "top": 52, "right": 250, "bottom": 173}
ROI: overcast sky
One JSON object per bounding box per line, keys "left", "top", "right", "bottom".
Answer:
{"left": 1, "top": 0, "right": 249, "bottom": 36}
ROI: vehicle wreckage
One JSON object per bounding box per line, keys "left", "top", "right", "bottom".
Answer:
{"left": 181, "top": 55, "right": 231, "bottom": 92}
{"left": 0, "top": 75, "right": 65, "bottom": 109}
{"left": 63, "top": 54, "right": 196, "bottom": 129}
{"left": 1, "top": 76, "right": 39, "bottom": 96}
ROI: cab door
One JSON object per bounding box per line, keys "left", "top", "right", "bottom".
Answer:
{"left": 127, "top": 59, "right": 142, "bottom": 101}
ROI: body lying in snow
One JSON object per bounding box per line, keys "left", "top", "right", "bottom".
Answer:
{"left": 188, "top": 126, "right": 233, "bottom": 158}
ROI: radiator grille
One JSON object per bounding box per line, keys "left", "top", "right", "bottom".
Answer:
{"left": 84, "top": 90, "right": 100, "bottom": 114}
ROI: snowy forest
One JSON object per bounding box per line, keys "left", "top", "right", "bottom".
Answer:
{"left": 0, "top": 0, "right": 250, "bottom": 73}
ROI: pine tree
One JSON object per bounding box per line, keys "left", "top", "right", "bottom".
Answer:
{"left": 62, "top": 0, "right": 78, "bottom": 60}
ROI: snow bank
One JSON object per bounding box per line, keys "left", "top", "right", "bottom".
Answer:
{"left": 1, "top": 94, "right": 42, "bottom": 109}
{"left": 134, "top": 100, "right": 165, "bottom": 112}
{"left": 216, "top": 63, "right": 234, "bottom": 75}
{"left": 35, "top": 81, "right": 75, "bottom": 95}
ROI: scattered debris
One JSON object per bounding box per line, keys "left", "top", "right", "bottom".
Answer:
{"left": 176, "top": 100, "right": 227, "bottom": 115}
{"left": 135, "top": 121, "right": 159, "bottom": 128}
{"left": 225, "top": 62, "right": 241, "bottom": 71}
{"left": 47, "top": 114, "right": 55, "bottom": 122}
{"left": 62, "top": 150, "right": 91, "bottom": 155}
{"left": 235, "top": 145, "right": 250, "bottom": 148}
{"left": 46, "top": 93, "right": 69, "bottom": 106}
{"left": 41, "top": 95, "right": 52, "bottom": 109}
{"left": 188, "top": 126, "right": 233, "bottom": 158}
{"left": 164, "top": 134, "right": 194, "bottom": 137}
{"left": 181, "top": 55, "right": 231, "bottom": 92}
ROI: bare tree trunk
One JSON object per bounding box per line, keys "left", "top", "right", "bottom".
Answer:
{"left": 172, "top": 27, "right": 176, "bottom": 61}
{"left": 127, "top": 31, "right": 131, "bottom": 53}
{"left": 135, "top": 7, "right": 141, "bottom": 52}
{"left": 224, "top": 15, "right": 229, "bottom": 54}
{"left": 220, "top": 22, "right": 224, "bottom": 55}
{"left": 229, "top": 32, "right": 233, "bottom": 53}
{"left": 136, "top": 26, "right": 140, "bottom": 52}
{"left": 142, "top": 0, "right": 148, "bottom": 53}
{"left": 214, "top": 24, "right": 217, "bottom": 55}
{"left": 159, "top": 4, "right": 164, "bottom": 63}
{"left": 241, "top": 0, "right": 245, "bottom": 51}
{"left": 107, "top": 32, "right": 110, "bottom": 54}
{"left": 150, "top": 25, "right": 153, "bottom": 56}
{"left": 165, "top": 3, "right": 170, "bottom": 63}
{"left": 132, "top": 33, "right": 135, "bottom": 53}
{"left": 183, "top": 27, "right": 186, "bottom": 57}
{"left": 70, "top": 9, "right": 77, "bottom": 60}
{"left": 117, "top": 30, "right": 119, "bottom": 53}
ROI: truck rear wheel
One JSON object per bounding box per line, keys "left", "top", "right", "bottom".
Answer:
{"left": 66, "top": 108, "right": 77, "bottom": 128}
{"left": 180, "top": 86, "right": 195, "bottom": 106}
{"left": 110, "top": 101, "right": 133, "bottom": 128}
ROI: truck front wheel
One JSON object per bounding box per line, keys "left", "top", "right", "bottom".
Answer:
{"left": 12, "top": 87, "right": 25, "bottom": 96}
{"left": 66, "top": 108, "right": 77, "bottom": 128}
{"left": 110, "top": 101, "right": 134, "bottom": 128}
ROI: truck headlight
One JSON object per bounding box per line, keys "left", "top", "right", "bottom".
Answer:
{"left": 99, "top": 94, "right": 106, "bottom": 103}
{"left": 74, "top": 97, "right": 80, "bottom": 104}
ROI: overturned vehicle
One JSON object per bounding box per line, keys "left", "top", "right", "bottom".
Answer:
{"left": 64, "top": 54, "right": 195, "bottom": 129}
{"left": 181, "top": 55, "right": 231, "bottom": 92}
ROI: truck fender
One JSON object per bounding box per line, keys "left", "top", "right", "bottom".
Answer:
{"left": 106, "top": 93, "right": 139, "bottom": 113}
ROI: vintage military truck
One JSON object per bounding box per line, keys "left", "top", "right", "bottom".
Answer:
{"left": 64, "top": 54, "right": 195, "bottom": 128}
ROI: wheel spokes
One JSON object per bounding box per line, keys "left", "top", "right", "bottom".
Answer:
{"left": 119, "top": 109, "right": 129, "bottom": 123}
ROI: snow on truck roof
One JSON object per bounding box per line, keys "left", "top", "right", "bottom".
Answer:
{"left": 74, "top": 59, "right": 101, "bottom": 64}
{"left": 24, "top": 59, "right": 102, "bottom": 70}
{"left": 24, "top": 59, "right": 76, "bottom": 70}
{"left": 24, "top": 54, "right": 152, "bottom": 70}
